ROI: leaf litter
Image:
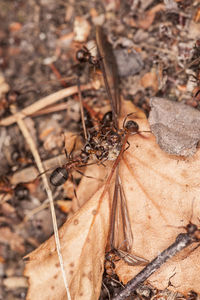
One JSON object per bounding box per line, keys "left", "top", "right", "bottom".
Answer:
{"left": 1, "top": 1, "right": 200, "bottom": 299}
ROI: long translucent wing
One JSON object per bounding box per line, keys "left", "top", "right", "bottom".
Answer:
{"left": 95, "top": 26, "right": 121, "bottom": 128}
{"left": 110, "top": 166, "right": 133, "bottom": 252}
{"left": 96, "top": 27, "right": 134, "bottom": 252}
{"left": 109, "top": 169, "right": 149, "bottom": 265}
{"left": 115, "top": 249, "right": 148, "bottom": 266}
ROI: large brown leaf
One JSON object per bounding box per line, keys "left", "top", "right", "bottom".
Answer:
{"left": 24, "top": 101, "right": 200, "bottom": 299}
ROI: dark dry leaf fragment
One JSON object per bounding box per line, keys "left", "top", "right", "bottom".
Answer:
{"left": 149, "top": 97, "right": 200, "bottom": 156}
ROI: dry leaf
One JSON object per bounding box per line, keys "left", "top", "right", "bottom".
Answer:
{"left": 24, "top": 101, "right": 200, "bottom": 299}
{"left": 63, "top": 132, "right": 79, "bottom": 156}
{"left": 25, "top": 187, "right": 110, "bottom": 300}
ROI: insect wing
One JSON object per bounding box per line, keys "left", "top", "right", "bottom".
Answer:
{"left": 95, "top": 26, "right": 120, "bottom": 128}
{"left": 96, "top": 27, "right": 143, "bottom": 265}
{"left": 115, "top": 249, "right": 148, "bottom": 266}
{"left": 110, "top": 167, "right": 133, "bottom": 252}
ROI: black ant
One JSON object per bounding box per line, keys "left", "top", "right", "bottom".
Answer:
{"left": 49, "top": 112, "right": 140, "bottom": 187}
{"left": 49, "top": 148, "right": 89, "bottom": 187}
{"left": 76, "top": 45, "right": 100, "bottom": 66}
{"left": 83, "top": 111, "right": 140, "bottom": 162}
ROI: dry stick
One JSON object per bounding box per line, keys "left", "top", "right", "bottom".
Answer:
{"left": 112, "top": 223, "right": 200, "bottom": 300}
{"left": 31, "top": 102, "right": 72, "bottom": 116}
{"left": 13, "top": 111, "right": 71, "bottom": 300}
{"left": 0, "top": 82, "right": 96, "bottom": 126}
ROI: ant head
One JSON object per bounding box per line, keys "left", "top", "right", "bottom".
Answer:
{"left": 50, "top": 167, "right": 68, "bottom": 186}
{"left": 88, "top": 55, "right": 99, "bottom": 66}
{"left": 124, "top": 120, "right": 139, "bottom": 133}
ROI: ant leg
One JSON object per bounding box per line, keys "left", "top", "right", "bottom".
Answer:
{"left": 76, "top": 170, "right": 98, "bottom": 180}
{"left": 167, "top": 270, "right": 177, "bottom": 288}
{"left": 70, "top": 174, "right": 80, "bottom": 206}
{"left": 61, "top": 132, "right": 69, "bottom": 159}
{"left": 98, "top": 158, "right": 108, "bottom": 167}
{"left": 194, "top": 89, "right": 200, "bottom": 98}
{"left": 123, "top": 140, "right": 130, "bottom": 153}
{"left": 102, "top": 282, "right": 111, "bottom": 300}
{"left": 100, "top": 162, "right": 106, "bottom": 167}
{"left": 64, "top": 149, "right": 69, "bottom": 159}
{"left": 122, "top": 112, "right": 137, "bottom": 129}
{"left": 137, "top": 130, "right": 152, "bottom": 139}
{"left": 82, "top": 45, "right": 88, "bottom": 52}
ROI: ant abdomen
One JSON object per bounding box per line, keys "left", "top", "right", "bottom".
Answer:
{"left": 50, "top": 167, "right": 69, "bottom": 186}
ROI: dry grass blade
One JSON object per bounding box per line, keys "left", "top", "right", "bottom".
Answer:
{"left": 0, "top": 82, "right": 96, "bottom": 126}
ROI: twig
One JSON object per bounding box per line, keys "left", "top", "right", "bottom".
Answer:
{"left": 0, "top": 82, "right": 96, "bottom": 126}
{"left": 12, "top": 108, "right": 71, "bottom": 300}
{"left": 112, "top": 223, "right": 200, "bottom": 300}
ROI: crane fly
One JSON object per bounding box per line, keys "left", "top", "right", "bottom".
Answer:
{"left": 50, "top": 26, "right": 147, "bottom": 265}
{"left": 95, "top": 26, "right": 148, "bottom": 266}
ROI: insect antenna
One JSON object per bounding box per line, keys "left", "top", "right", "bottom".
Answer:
{"left": 77, "top": 78, "right": 88, "bottom": 140}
